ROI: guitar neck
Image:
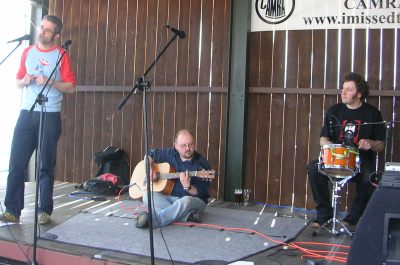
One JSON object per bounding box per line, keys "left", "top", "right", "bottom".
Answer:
{"left": 158, "top": 171, "right": 201, "bottom": 180}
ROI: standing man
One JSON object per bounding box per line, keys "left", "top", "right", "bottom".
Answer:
{"left": 307, "top": 72, "right": 385, "bottom": 228}
{"left": 0, "top": 15, "right": 76, "bottom": 225}
{"left": 135, "top": 129, "right": 214, "bottom": 228}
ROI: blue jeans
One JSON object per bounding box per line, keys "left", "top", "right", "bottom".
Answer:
{"left": 5, "top": 110, "right": 61, "bottom": 217}
{"left": 142, "top": 192, "right": 206, "bottom": 227}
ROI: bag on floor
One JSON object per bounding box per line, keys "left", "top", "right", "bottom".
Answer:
{"left": 82, "top": 174, "right": 121, "bottom": 196}
{"left": 94, "top": 146, "right": 130, "bottom": 185}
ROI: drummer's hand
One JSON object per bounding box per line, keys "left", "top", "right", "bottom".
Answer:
{"left": 358, "top": 139, "right": 372, "bottom": 150}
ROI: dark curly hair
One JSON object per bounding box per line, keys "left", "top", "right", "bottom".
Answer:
{"left": 342, "top": 72, "right": 369, "bottom": 100}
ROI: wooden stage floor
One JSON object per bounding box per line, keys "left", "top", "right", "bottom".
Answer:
{"left": 0, "top": 178, "right": 352, "bottom": 265}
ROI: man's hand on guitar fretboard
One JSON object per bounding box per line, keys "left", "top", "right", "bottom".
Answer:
{"left": 129, "top": 160, "right": 218, "bottom": 199}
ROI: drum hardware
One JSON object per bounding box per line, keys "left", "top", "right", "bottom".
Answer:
{"left": 316, "top": 144, "right": 360, "bottom": 236}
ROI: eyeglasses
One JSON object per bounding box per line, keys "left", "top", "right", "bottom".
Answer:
{"left": 177, "top": 142, "right": 194, "bottom": 149}
{"left": 38, "top": 25, "right": 55, "bottom": 34}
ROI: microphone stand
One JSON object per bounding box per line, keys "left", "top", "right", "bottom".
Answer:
{"left": 117, "top": 31, "right": 180, "bottom": 265}
{"left": 0, "top": 41, "right": 24, "bottom": 66}
{"left": 29, "top": 45, "right": 70, "bottom": 265}
{"left": 384, "top": 121, "right": 392, "bottom": 165}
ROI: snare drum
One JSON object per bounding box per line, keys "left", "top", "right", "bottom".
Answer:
{"left": 318, "top": 144, "right": 359, "bottom": 177}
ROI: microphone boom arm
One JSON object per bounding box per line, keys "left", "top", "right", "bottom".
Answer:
{"left": 117, "top": 32, "right": 179, "bottom": 109}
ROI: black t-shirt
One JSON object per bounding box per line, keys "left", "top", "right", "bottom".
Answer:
{"left": 321, "top": 102, "right": 385, "bottom": 162}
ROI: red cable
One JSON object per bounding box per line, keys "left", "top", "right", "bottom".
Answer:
{"left": 174, "top": 222, "right": 350, "bottom": 263}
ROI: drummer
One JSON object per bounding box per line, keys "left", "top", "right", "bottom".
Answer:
{"left": 307, "top": 72, "right": 385, "bottom": 228}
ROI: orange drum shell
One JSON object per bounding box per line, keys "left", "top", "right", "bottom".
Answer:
{"left": 321, "top": 146, "right": 357, "bottom": 169}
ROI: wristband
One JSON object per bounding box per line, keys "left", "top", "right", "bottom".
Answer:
{"left": 183, "top": 185, "right": 191, "bottom": 190}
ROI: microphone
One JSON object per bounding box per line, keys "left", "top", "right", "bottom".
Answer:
{"left": 166, "top": 25, "right": 186, "bottom": 39}
{"left": 7, "top": 34, "right": 30, "bottom": 43}
{"left": 328, "top": 115, "right": 335, "bottom": 137}
{"left": 61, "top": 40, "right": 72, "bottom": 49}
{"left": 343, "top": 122, "right": 357, "bottom": 147}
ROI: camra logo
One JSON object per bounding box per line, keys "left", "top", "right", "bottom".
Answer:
{"left": 255, "top": 0, "right": 295, "bottom": 24}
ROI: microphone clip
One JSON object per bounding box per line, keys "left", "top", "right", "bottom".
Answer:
{"left": 166, "top": 25, "right": 186, "bottom": 39}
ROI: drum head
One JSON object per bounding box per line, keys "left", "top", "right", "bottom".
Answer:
{"left": 320, "top": 167, "right": 354, "bottom": 178}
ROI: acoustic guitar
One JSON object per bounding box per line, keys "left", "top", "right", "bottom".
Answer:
{"left": 129, "top": 160, "right": 216, "bottom": 199}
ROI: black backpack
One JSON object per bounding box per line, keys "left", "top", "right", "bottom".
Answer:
{"left": 94, "top": 146, "right": 130, "bottom": 185}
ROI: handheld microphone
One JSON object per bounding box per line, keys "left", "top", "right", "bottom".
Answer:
{"left": 166, "top": 25, "right": 186, "bottom": 39}
{"left": 7, "top": 34, "right": 30, "bottom": 43}
{"left": 61, "top": 40, "right": 72, "bottom": 49}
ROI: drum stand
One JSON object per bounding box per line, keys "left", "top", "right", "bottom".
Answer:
{"left": 314, "top": 175, "right": 354, "bottom": 236}
{"left": 321, "top": 175, "right": 353, "bottom": 236}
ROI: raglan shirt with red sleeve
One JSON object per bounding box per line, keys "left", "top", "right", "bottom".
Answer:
{"left": 16, "top": 44, "right": 76, "bottom": 112}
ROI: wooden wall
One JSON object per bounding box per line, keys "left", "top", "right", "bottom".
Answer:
{"left": 247, "top": 29, "right": 400, "bottom": 210}
{"left": 49, "top": 0, "right": 231, "bottom": 198}
{"left": 49, "top": 0, "right": 400, "bottom": 208}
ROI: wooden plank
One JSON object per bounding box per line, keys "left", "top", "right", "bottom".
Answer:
{"left": 151, "top": 92, "right": 165, "bottom": 148}
{"left": 294, "top": 30, "right": 312, "bottom": 208}
{"left": 211, "top": 0, "right": 226, "bottom": 87}
{"left": 222, "top": 0, "right": 231, "bottom": 87}
{"left": 246, "top": 30, "right": 261, "bottom": 201}
{"left": 130, "top": 0, "right": 145, "bottom": 165}
{"left": 378, "top": 29, "right": 395, "bottom": 169}
{"left": 251, "top": 31, "right": 273, "bottom": 203}
{"left": 82, "top": 91, "right": 95, "bottom": 180}
{"left": 248, "top": 32, "right": 261, "bottom": 87}
{"left": 367, "top": 29, "right": 381, "bottom": 91}
{"left": 121, "top": 0, "right": 137, "bottom": 173}
{"left": 307, "top": 30, "right": 326, "bottom": 210}
{"left": 123, "top": 0, "right": 137, "bottom": 86}
{"left": 111, "top": 0, "right": 129, "bottom": 148}
{"left": 208, "top": 93, "right": 224, "bottom": 199}
{"left": 76, "top": 0, "right": 91, "bottom": 181}
{"left": 254, "top": 94, "right": 270, "bottom": 202}
{"left": 325, "top": 29, "right": 338, "bottom": 89}
{"left": 85, "top": 0, "right": 99, "bottom": 85}
{"left": 71, "top": 0, "right": 86, "bottom": 184}
{"left": 101, "top": 2, "right": 117, "bottom": 147}
{"left": 244, "top": 94, "right": 258, "bottom": 199}
{"left": 339, "top": 29, "right": 352, "bottom": 79}
{"left": 280, "top": 30, "right": 300, "bottom": 206}
{"left": 145, "top": 0, "right": 161, "bottom": 148}
{"left": 191, "top": 2, "right": 212, "bottom": 154}
{"left": 353, "top": 29, "right": 366, "bottom": 76}
{"left": 268, "top": 30, "right": 286, "bottom": 205}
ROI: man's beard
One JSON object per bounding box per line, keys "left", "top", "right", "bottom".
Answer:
{"left": 182, "top": 151, "right": 193, "bottom": 159}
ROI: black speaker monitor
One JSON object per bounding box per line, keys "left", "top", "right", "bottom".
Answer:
{"left": 383, "top": 213, "right": 400, "bottom": 264}
{"left": 347, "top": 170, "right": 400, "bottom": 265}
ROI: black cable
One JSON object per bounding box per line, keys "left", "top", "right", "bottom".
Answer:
{"left": 146, "top": 25, "right": 175, "bottom": 265}
{"left": 0, "top": 203, "right": 31, "bottom": 263}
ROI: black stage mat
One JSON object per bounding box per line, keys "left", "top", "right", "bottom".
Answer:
{"left": 44, "top": 200, "right": 310, "bottom": 264}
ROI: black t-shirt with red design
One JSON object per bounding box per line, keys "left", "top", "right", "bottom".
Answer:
{"left": 320, "top": 102, "right": 385, "bottom": 162}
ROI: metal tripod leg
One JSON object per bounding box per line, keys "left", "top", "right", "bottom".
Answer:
{"left": 327, "top": 181, "right": 352, "bottom": 236}
{"left": 313, "top": 177, "right": 353, "bottom": 237}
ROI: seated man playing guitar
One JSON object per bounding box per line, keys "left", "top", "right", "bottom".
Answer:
{"left": 134, "top": 129, "right": 215, "bottom": 228}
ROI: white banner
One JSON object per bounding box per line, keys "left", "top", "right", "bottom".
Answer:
{"left": 251, "top": 0, "right": 400, "bottom": 31}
